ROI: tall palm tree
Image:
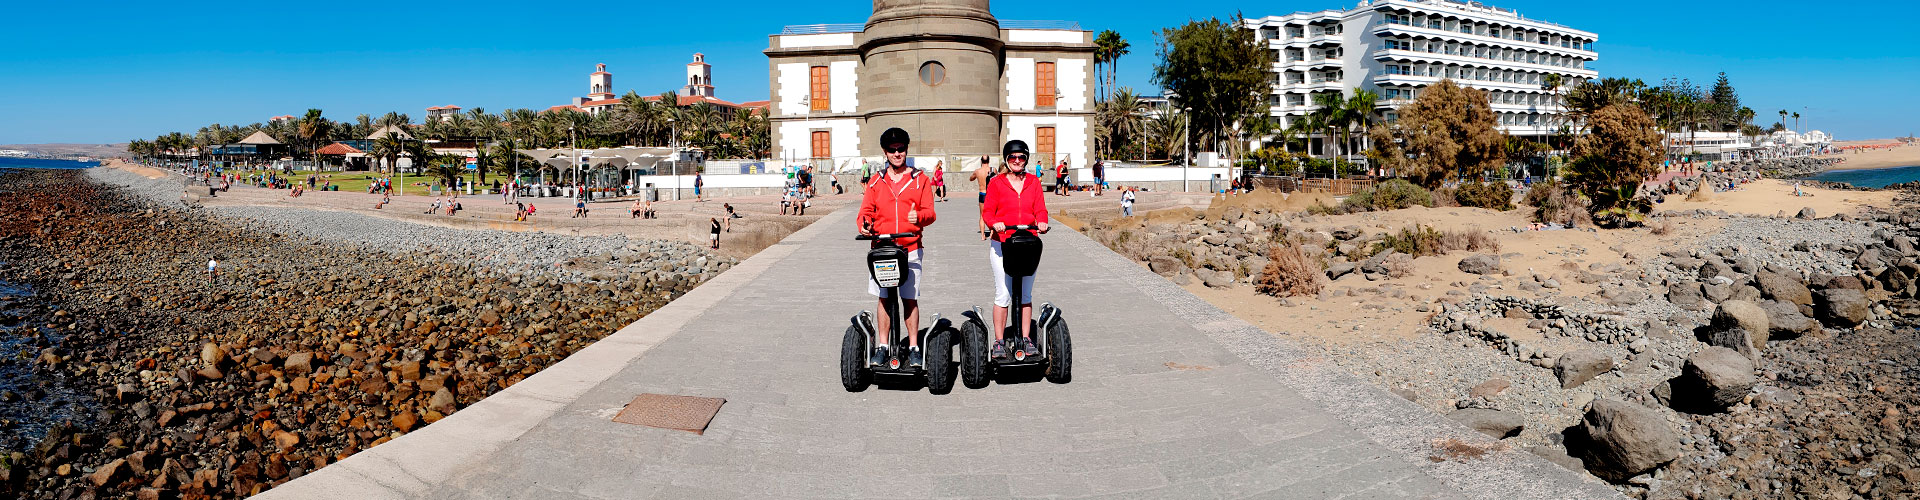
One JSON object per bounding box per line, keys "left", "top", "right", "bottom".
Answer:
{"left": 1096, "top": 87, "right": 1146, "bottom": 160}
{"left": 1342, "top": 88, "right": 1380, "bottom": 158}
{"left": 1309, "top": 92, "right": 1349, "bottom": 158}
{"left": 1792, "top": 112, "right": 1800, "bottom": 133}
{"left": 1146, "top": 110, "right": 1187, "bottom": 161}
{"left": 1778, "top": 110, "right": 1789, "bottom": 134}
{"left": 372, "top": 132, "right": 409, "bottom": 175}
{"left": 1095, "top": 31, "right": 1130, "bottom": 102}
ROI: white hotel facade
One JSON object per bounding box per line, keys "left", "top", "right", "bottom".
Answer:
{"left": 1246, "top": 0, "right": 1598, "bottom": 150}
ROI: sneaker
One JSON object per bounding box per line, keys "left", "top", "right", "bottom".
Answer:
{"left": 908, "top": 346, "right": 924, "bottom": 367}
{"left": 1021, "top": 337, "right": 1040, "bottom": 357}
{"left": 990, "top": 340, "right": 1007, "bottom": 359}
{"left": 870, "top": 345, "right": 889, "bottom": 367}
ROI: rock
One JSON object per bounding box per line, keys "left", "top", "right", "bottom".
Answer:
{"left": 283, "top": 352, "right": 314, "bottom": 374}
{"left": 1667, "top": 282, "right": 1705, "bottom": 308}
{"left": 1469, "top": 378, "right": 1511, "bottom": 399}
{"left": 1754, "top": 271, "right": 1813, "bottom": 306}
{"left": 1458, "top": 254, "right": 1500, "bottom": 275}
{"left": 1674, "top": 346, "right": 1756, "bottom": 413}
{"left": 1449, "top": 408, "right": 1524, "bottom": 439}
{"left": 199, "top": 342, "right": 226, "bottom": 366}
{"left": 1202, "top": 271, "right": 1235, "bottom": 289}
{"left": 478, "top": 309, "right": 501, "bottom": 326}
{"left": 1332, "top": 225, "right": 1362, "bottom": 241}
{"left": 392, "top": 411, "right": 418, "bottom": 432}
{"left": 89, "top": 458, "right": 128, "bottom": 486}
{"left": 1701, "top": 283, "right": 1732, "bottom": 303}
{"left": 395, "top": 360, "right": 422, "bottom": 381}
{"left": 429, "top": 388, "right": 457, "bottom": 413}
{"left": 1326, "top": 262, "right": 1356, "bottom": 280}
{"left": 1757, "top": 300, "right": 1818, "bottom": 339}
{"left": 272, "top": 430, "right": 299, "bottom": 449}
{"left": 1698, "top": 326, "right": 1759, "bottom": 360}
{"left": 1574, "top": 399, "right": 1681, "bottom": 482}
{"left": 1708, "top": 300, "right": 1769, "bottom": 350}
{"left": 1698, "top": 260, "right": 1735, "bottom": 281}
{"left": 1555, "top": 349, "right": 1614, "bottom": 389}
{"left": 1796, "top": 207, "right": 1816, "bottom": 219}
{"left": 1529, "top": 445, "right": 1587, "bottom": 472}
{"left": 1813, "top": 288, "right": 1870, "bottom": 327}
{"left": 1148, "top": 256, "right": 1186, "bottom": 276}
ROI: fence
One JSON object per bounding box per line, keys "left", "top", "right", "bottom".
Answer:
{"left": 1249, "top": 175, "right": 1376, "bottom": 196}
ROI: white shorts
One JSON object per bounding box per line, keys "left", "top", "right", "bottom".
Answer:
{"left": 869, "top": 248, "right": 923, "bottom": 299}
{"left": 989, "top": 239, "right": 1034, "bottom": 307}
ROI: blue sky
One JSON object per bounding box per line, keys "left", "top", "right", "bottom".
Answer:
{"left": 1, "top": 0, "right": 1915, "bottom": 144}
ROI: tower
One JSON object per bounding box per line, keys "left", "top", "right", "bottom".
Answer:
{"left": 857, "top": 0, "right": 1003, "bottom": 155}
{"left": 684, "top": 53, "right": 715, "bottom": 97}
{"left": 588, "top": 63, "right": 613, "bottom": 100}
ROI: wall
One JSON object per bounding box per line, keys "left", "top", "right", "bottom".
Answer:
{"left": 1005, "top": 57, "right": 1036, "bottom": 111}
{"left": 775, "top": 118, "right": 860, "bottom": 163}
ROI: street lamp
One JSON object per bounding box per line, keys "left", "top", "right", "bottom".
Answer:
{"left": 667, "top": 117, "right": 680, "bottom": 200}
{"left": 1183, "top": 106, "right": 1194, "bottom": 192}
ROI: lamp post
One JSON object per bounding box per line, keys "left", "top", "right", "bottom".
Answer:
{"left": 569, "top": 125, "right": 578, "bottom": 199}
{"left": 1183, "top": 106, "right": 1193, "bottom": 192}
{"left": 667, "top": 117, "right": 679, "bottom": 200}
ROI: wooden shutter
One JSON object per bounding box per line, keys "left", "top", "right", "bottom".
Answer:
{"left": 810, "top": 66, "right": 830, "bottom": 111}
{"left": 1036, "top": 126, "right": 1056, "bottom": 167}
{"left": 810, "top": 131, "right": 831, "bottom": 159}
{"left": 1035, "top": 62, "right": 1056, "bottom": 107}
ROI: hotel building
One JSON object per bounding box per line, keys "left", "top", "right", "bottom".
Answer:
{"left": 1246, "top": 0, "right": 1598, "bottom": 150}
{"left": 548, "top": 57, "right": 768, "bottom": 115}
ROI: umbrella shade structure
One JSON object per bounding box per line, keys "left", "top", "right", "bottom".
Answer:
{"left": 237, "top": 131, "right": 283, "bottom": 145}
{"left": 517, "top": 147, "right": 675, "bottom": 172}
{"left": 314, "top": 143, "right": 363, "bottom": 155}
{"left": 366, "top": 125, "right": 413, "bottom": 141}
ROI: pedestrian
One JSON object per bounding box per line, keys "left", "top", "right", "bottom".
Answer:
{"left": 206, "top": 258, "right": 220, "bottom": 283}
{"left": 723, "top": 202, "right": 739, "bottom": 232}
{"left": 933, "top": 161, "right": 948, "bottom": 202}
{"left": 694, "top": 172, "right": 705, "bottom": 202}
{"left": 1054, "top": 157, "right": 1071, "bottom": 196}
{"left": 1121, "top": 186, "right": 1136, "bottom": 217}
{"left": 709, "top": 217, "right": 722, "bottom": 249}
{"left": 1092, "top": 160, "right": 1106, "bottom": 196}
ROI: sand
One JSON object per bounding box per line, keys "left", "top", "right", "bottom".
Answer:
{"left": 1817, "top": 141, "right": 1920, "bottom": 170}
{"left": 1656, "top": 178, "right": 1897, "bottom": 217}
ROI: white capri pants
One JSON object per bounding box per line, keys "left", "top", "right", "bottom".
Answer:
{"left": 868, "top": 248, "right": 923, "bottom": 299}
{"left": 989, "top": 239, "right": 1035, "bottom": 307}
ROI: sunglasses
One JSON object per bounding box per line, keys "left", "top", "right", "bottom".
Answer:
{"left": 1006, "top": 154, "right": 1028, "bottom": 162}
{"left": 883, "top": 144, "right": 908, "bottom": 153}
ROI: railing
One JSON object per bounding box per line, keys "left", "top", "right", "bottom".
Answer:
{"left": 1000, "top": 20, "right": 1082, "bottom": 30}
{"left": 780, "top": 24, "right": 863, "bottom": 35}
{"left": 1248, "top": 175, "right": 1376, "bottom": 195}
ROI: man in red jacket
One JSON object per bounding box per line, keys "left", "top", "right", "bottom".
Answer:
{"left": 981, "top": 139, "right": 1050, "bottom": 359}
{"left": 857, "top": 128, "right": 938, "bottom": 367}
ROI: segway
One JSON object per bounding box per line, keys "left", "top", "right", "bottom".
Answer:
{"left": 841, "top": 232, "right": 957, "bottom": 394}
{"left": 958, "top": 225, "right": 1072, "bottom": 388}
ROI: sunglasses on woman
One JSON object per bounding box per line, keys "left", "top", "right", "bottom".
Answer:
{"left": 1006, "top": 154, "right": 1028, "bottom": 162}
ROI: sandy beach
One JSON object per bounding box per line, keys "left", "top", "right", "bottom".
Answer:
{"left": 1817, "top": 140, "right": 1920, "bottom": 170}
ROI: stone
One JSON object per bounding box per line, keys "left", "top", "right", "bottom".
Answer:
{"left": 1147, "top": 256, "right": 1186, "bottom": 276}
{"left": 1555, "top": 349, "right": 1614, "bottom": 389}
{"left": 283, "top": 352, "right": 314, "bottom": 374}
{"left": 1529, "top": 445, "right": 1587, "bottom": 472}
{"left": 1757, "top": 300, "right": 1818, "bottom": 339}
{"left": 1814, "top": 288, "right": 1870, "bottom": 327}
{"left": 1469, "top": 378, "right": 1511, "bottom": 398}
{"left": 1448, "top": 408, "right": 1524, "bottom": 439}
{"left": 392, "top": 411, "right": 418, "bottom": 432}
{"left": 1667, "top": 282, "right": 1704, "bottom": 307}
{"left": 1675, "top": 346, "right": 1756, "bottom": 413}
{"left": 1202, "top": 271, "right": 1235, "bottom": 289}
{"left": 1697, "top": 260, "right": 1735, "bottom": 281}
{"left": 429, "top": 387, "right": 457, "bottom": 413}
{"left": 1698, "top": 326, "right": 1758, "bottom": 361}
{"left": 1708, "top": 300, "right": 1769, "bottom": 350}
{"left": 1795, "top": 207, "right": 1816, "bottom": 219}
{"left": 478, "top": 309, "right": 501, "bottom": 326}
{"left": 1326, "top": 262, "right": 1356, "bottom": 280}
{"left": 1574, "top": 399, "right": 1681, "bottom": 482}
{"left": 1331, "top": 225, "right": 1363, "bottom": 240}
{"left": 1753, "top": 271, "right": 1813, "bottom": 306}
{"left": 395, "top": 360, "right": 422, "bottom": 381}
{"left": 89, "top": 458, "right": 127, "bottom": 487}
{"left": 1701, "top": 283, "right": 1732, "bottom": 303}
{"left": 199, "top": 342, "right": 226, "bottom": 366}
{"left": 1458, "top": 254, "right": 1500, "bottom": 275}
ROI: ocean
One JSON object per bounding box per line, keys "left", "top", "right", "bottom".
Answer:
{"left": 1803, "top": 165, "right": 1920, "bottom": 188}
{"left": 0, "top": 157, "right": 99, "bottom": 170}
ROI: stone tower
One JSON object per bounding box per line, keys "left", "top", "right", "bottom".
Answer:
{"left": 857, "top": 0, "right": 1002, "bottom": 156}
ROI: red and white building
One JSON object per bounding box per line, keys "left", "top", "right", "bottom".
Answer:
{"left": 547, "top": 56, "right": 769, "bottom": 115}
{"left": 425, "top": 105, "right": 465, "bottom": 122}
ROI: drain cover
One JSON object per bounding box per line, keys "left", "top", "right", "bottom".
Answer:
{"left": 612, "top": 394, "right": 725, "bottom": 434}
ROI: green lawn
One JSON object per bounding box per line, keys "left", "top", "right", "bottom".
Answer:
{"left": 231, "top": 170, "right": 503, "bottom": 195}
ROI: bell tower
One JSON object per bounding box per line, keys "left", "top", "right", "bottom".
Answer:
{"left": 588, "top": 63, "right": 614, "bottom": 100}
{"left": 684, "top": 53, "right": 715, "bottom": 97}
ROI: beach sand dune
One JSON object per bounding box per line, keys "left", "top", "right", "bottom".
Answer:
{"left": 1818, "top": 141, "right": 1919, "bottom": 170}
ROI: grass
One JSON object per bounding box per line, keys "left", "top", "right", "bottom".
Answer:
{"left": 1257, "top": 242, "right": 1324, "bottom": 298}
{"left": 1370, "top": 225, "right": 1500, "bottom": 258}
{"left": 229, "top": 169, "right": 502, "bottom": 195}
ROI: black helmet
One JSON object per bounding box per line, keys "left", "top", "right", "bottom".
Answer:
{"left": 880, "top": 128, "right": 910, "bottom": 150}
{"left": 1002, "top": 139, "right": 1030, "bottom": 158}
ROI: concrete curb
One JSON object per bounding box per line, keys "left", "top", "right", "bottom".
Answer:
{"left": 256, "top": 209, "right": 843, "bottom": 499}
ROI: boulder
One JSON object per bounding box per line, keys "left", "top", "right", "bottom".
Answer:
{"left": 1753, "top": 271, "right": 1812, "bottom": 306}
{"left": 1708, "top": 300, "right": 1769, "bottom": 350}
{"left": 1674, "top": 346, "right": 1756, "bottom": 413}
{"left": 1331, "top": 225, "right": 1363, "bottom": 241}
{"left": 1813, "top": 288, "right": 1870, "bottom": 327}
{"left": 1697, "top": 326, "right": 1758, "bottom": 360}
{"left": 282, "top": 352, "right": 314, "bottom": 374}
{"left": 199, "top": 342, "right": 227, "bottom": 367}
{"left": 1555, "top": 349, "right": 1614, "bottom": 389}
{"left": 1574, "top": 399, "right": 1681, "bottom": 482}
{"left": 1458, "top": 254, "right": 1500, "bottom": 275}
{"left": 1666, "top": 282, "right": 1705, "bottom": 308}
{"left": 1326, "top": 262, "right": 1356, "bottom": 280}
{"left": 1469, "top": 378, "right": 1512, "bottom": 398}
{"left": 1795, "top": 207, "right": 1816, "bottom": 219}
{"left": 1202, "top": 271, "right": 1236, "bottom": 289}
{"left": 1701, "top": 283, "right": 1733, "bottom": 304}
{"left": 1148, "top": 256, "right": 1187, "bottom": 276}
{"left": 1448, "top": 408, "right": 1524, "bottom": 439}
{"left": 1697, "top": 260, "right": 1735, "bottom": 281}
{"left": 1757, "top": 300, "right": 1818, "bottom": 339}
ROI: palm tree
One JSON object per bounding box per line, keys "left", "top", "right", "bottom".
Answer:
{"left": 1778, "top": 110, "right": 1789, "bottom": 134}
{"left": 1097, "top": 31, "right": 1130, "bottom": 102}
{"left": 296, "top": 109, "right": 330, "bottom": 168}
{"left": 1096, "top": 87, "right": 1147, "bottom": 160}
{"left": 1792, "top": 112, "right": 1801, "bottom": 134}
{"left": 1309, "top": 92, "right": 1349, "bottom": 158}
{"left": 1146, "top": 110, "right": 1187, "bottom": 162}
{"left": 1343, "top": 88, "right": 1380, "bottom": 159}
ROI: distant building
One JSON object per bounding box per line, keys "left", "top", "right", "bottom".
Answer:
{"left": 550, "top": 58, "right": 770, "bottom": 115}
{"left": 764, "top": 0, "right": 1095, "bottom": 166}
{"left": 425, "top": 105, "right": 465, "bottom": 122}
{"left": 1245, "top": 0, "right": 1599, "bottom": 151}
{"left": 269, "top": 115, "right": 295, "bottom": 124}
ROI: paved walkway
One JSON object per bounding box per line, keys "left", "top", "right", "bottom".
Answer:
{"left": 262, "top": 200, "right": 1619, "bottom": 499}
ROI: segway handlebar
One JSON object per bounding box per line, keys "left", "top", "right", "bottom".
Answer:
{"left": 856, "top": 232, "right": 919, "bottom": 241}
{"left": 1005, "top": 224, "right": 1048, "bottom": 233}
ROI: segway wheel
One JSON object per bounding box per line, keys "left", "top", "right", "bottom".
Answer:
{"left": 924, "top": 328, "right": 956, "bottom": 394}
{"left": 1044, "top": 318, "right": 1072, "bottom": 384}
{"left": 959, "top": 319, "right": 990, "bottom": 389}
{"left": 840, "top": 325, "right": 871, "bottom": 392}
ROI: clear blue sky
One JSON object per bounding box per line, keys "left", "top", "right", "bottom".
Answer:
{"left": 1, "top": 0, "right": 1914, "bottom": 144}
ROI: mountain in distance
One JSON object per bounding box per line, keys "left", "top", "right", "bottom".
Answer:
{"left": 0, "top": 143, "right": 129, "bottom": 159}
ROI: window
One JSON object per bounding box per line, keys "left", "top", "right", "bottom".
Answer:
{"left": 1489, "top": 27, "right": 1501, "bottom": 38}
{"left": 919, "top": 61, "right": 946, "bottom": 86}
{"left": 1036, "top": 126, "right": 1057, "bottom": 166}
{"left": 810, "top": 130, "right": 830, "bottom": 159}
{"left": 1035, "top": 62, "right": 1057, "bottom": 107}
{"left": 809, "top": 66, "right": 830, "bottom": 111}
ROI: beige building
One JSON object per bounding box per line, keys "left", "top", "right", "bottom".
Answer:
{"left": 764, "top": 0, "right": 1094, "bottom": 168}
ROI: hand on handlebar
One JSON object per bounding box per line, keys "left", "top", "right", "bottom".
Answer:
{"left": 860, "top": 220, "right": 876, "bottom": 236}
{"left": 1037, "top": 222, "right": 1050, "bottom": 234}
{"left": 991, "top": 222, "right": 1006, "bottom": 232}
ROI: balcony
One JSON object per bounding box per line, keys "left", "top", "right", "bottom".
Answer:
{"left": 1370, "top": 48, "right": 1598, "bottom": 79}
{"left": 1370, "top": 22, "right": 1595, "bottom": 59}
{"left": 1273, "top": 57, "right": 1343, "bottom": 71}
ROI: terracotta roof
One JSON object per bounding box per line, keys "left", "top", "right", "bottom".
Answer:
{"left": 581, "top": 99, "right": 621, "bottom": 107}
{"left": 314, "top": 143, "right": 363, "bottom": 155}
{"left": 545, "top": 105, "right": 584, "bottom": 113}
{"left": 640, "top": 95, "right": 741, "bottom": 108}
{"left": 737, "top": 100, "right": 770, "bottom": 109}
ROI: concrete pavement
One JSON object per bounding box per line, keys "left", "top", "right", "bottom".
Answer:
{"left": 262, "top": 198, "right": 1619, "bottom": 499}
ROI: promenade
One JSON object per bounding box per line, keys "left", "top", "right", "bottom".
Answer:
{"left": 260, "top": 202, "right": 1619, "bottom": 499}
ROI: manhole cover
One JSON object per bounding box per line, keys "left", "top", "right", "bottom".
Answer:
{"left": 612, "top": 393, "right": 725, "bottom": 435}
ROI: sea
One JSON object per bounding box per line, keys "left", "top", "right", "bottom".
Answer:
{"left": 0, "top": 157, "right": 99, "bottom": 170}
{"left": 1803, "top": 165, "right": 1920, "bottom": 189}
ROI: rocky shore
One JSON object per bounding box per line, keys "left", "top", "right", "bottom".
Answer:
{"left": 0, "top": 168, "right": 734, "bottom": 498}
{"left": 1083, "top": 188, "right": 1918, "bottom": 498}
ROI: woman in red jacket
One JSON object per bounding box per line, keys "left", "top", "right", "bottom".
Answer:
{"left": 981, "top": 139, "right": 1049, "bottom": 359}
{"left": 856, "top": 128, "right": 938, "bottom": 367}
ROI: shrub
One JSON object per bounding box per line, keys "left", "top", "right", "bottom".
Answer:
{"left": 1340, "top": 179, "right": 1434, "bottom": 212}
{"left": 1454, "top": 181, "right": 1515, "bottom": 211}
{"left": 1374, "top": 225, "right": 1499, "bottom": 258}
{"left": 1522, "top": 180, "right": 1590, "bottom": 226}
{"left": 1257, "top": 242, "right": 1323, "bottom": 297}
{"left": 1305, "top": 201, "right": 1342, "bottom": 216}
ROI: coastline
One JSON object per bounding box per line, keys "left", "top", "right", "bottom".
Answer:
{"left": 1815, "top": 141, "right": 1920, "bottom": 171}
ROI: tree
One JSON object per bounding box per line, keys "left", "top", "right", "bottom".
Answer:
{"left": 1564, "top": 103, "right": 1661, "bottom": 221}
{"left": 1792, "top": 112, "right": 1801, "bottom": 133}
{"left": 1145, "top": 110, "right": 1187, "bottom": 161}
{"left": 1343, "top": 88, "right": 1379, "bottom": 158}
{"left": 1707, "top": 72, "right": 1740, "bottom": 132}
{"left": 1365, "top": 79, "right": 1504, "bottom": 189}
{"left": 1153, "top": 14, "right": 1269, "bottom": 160}
{"left": 1309, "top": 92, "right": 1347, "bottom": 157}
{"left": 1095, "top": 30, "right": 1130, "bottom": 101}
{"left": 1095, "top": 87, "right": 1147, "bottom": 160}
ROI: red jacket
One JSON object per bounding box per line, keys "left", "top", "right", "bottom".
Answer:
{"left": 982, "top": 172, "right": 1049, "bottom": 242}
{"left": 858, "top": 167, "right": 938, "bottom": 251}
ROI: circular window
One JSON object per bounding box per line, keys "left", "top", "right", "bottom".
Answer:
{"left": 919, "top": 61, "right": 946, "bottom": 86}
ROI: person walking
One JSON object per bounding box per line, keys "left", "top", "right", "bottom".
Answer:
{"left": 1121, "top": 186, "right": 1136, "bottom": 217}
{"left": 1092, "top": 160, "right": 1106, "bottom": 196}
{"left": 694, "top": 172, "right": 705, "bottom": 202}
{"left": 933, "top": 161, "right": 948, "bottom": 202}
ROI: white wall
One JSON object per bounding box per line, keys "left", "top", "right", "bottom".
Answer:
{"left": 1090, "top": 167, "right": 1231, "bottom": 183}
{"left": 776, "top": 118, "right": 860, "bottom": 162}
{"left": 1006, "top": 57, "right": 1035, "bottom": 111}
{"left": 1006, "top": 30, "right": 1083, "bottom": 44}
{"left": 1056, "top": 58, "right": 1089, "bottom": 111}
{"left": 829, "top": 61, "right": 859, "bottom": 114}
{"left": 633, "top": 173, "right": 787, "bottom": 189}
{"left": 1005, "top": 115, "right": 1089, "bottom": 169}
{"left": 775, "top": 63, "right": 810, "bottom": 116}
{"left": 778, "top": 33, "right": 855, "bottom": 49}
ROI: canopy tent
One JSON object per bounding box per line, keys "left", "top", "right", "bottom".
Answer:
{"left": 366, "top": 125, "right": 413, "bottom": 140}
{"left": 237, "top": 131, "right": 283, "bottom": 145}
{"left": 516, "top": 146, "right": 675, "bottom": 172}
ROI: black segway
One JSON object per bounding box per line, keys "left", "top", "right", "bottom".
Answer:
{"left": 958, "top": 225, "right": 1071, "bottom": 388}
{"left": 841, "top": 232, "right": 957, "bottom": 394}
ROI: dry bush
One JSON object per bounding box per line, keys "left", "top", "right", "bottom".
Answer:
{"left": 1257, "top": 242, "right": 1323, "bottom": 297}
{"left": 1381, "top": 252, "right": 1415, "bottom": 278}
{"left": 1434, "top": 228, "right": 1500, "bottom": 254}
{"left": 1378, "top": 225, "right": 1499, "bottom": 258}
{"left": 1649, "top": 217, "right": 1673, "bottom": 236}
{"left": 1453, "top": 181, "right": 1516, "bottom": 211}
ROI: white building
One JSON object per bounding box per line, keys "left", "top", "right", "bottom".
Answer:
{"left": 425, "top": 105, "right": 464, "bottom": 122}
{"left": 1246, "top": 0, "right": 1598, "bottom": 151}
